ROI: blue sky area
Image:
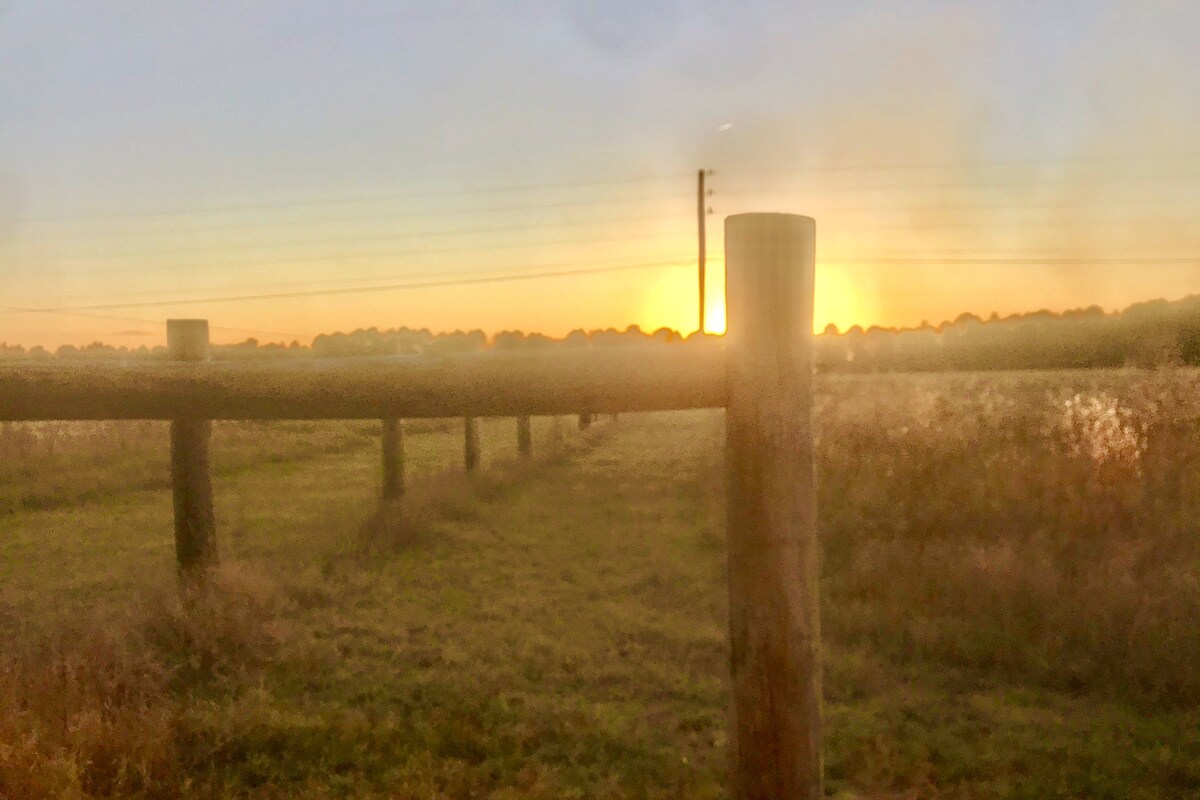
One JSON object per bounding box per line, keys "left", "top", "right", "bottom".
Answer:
{"left": 1, "top": 1, "right": 1198, "bottom": 346}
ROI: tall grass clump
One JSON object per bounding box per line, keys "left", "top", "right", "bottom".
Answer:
{"left": 816, "top": 367, "right": 1200, "bottom": 704}
{"left": 141, "top": 564, "right": 294, "bottom": 691}
{"left": 0, "top": 622, "right": 176, "bottom": 798}
{"left": 0, "top": 564, "right": 291, "bottom": 799}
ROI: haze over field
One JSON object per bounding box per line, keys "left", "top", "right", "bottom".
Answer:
{"left": 1, "top": 0, "right": 1198, "bottom": 348}
{"left": 4, "top": 6, "right": 1200, "bottom": 796}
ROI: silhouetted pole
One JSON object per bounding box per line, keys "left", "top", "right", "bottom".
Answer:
{"left": 382, "top": 417, "right": 404, "bottom": 499}
{"left": 517, "top": 415, "right": 533, "bottom": 457}
{"left": 167, "top": 319, "right": 218, "bottom": 575}
{"left": 698, "top": 168, "right": 707, "bottom": 334}
{"left": 724, "top": 213, "right": 821, "bottom": 799}
{"left": 577, "top": 412, "right": 592, "bottom": 430}
{"left": 464, "top": 417, "right": 480, "bottom": 471}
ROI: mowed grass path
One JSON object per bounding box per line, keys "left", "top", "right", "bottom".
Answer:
{"left": 2, "top": 410, "right": 1197, "bottom": 798}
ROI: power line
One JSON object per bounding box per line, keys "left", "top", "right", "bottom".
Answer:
{"left": 9, "top": 172, "right": 691, "bottom": 225}
{"left": 728, "top": 152, "right": 1200, "bottom": 176}
{"left": 712, "top": 194, "right": 1200, "bottom": 215}
{"left": 11, "top": 254, "right": 694, "bottom": 306}
{"left": 16, "top": 249, "right": 1195, "bottom": 309}
{"left": 685, "top": 253, "right": 1200, "bottom": 264}
{"left": 0, "top": 304, "right": 306, "bottom": 339}
{"left": 12, "top": 192, "right": 693, "bottom": 241}
{"left": 14, "top": 211, "right": 692, "bottom": 263}
{"left": 723, "top": 214, "right": 1200, "bottom": 233}
{"left": 15, "top": 154, "right": 1196, "bottom": 230}
{"left": 12, "top": 229, "right": 686, "bottom": 279}
{"left": 822, "top": 256, "right": 1200, "bottom": 265}
{"left": 19, "top": 259, "right": 694, "bottom": 313}
{"left": 812, "top": 248, "right": 1200, "bottom": 261}
{"left": 808, "top": 216, "right": 1200, "bottom": 233}
{"left": 20, "top": 209, "right": 1198, "bottom": 276}
{"left": 714, "top": 171, "right": 1200, "bottom": 196}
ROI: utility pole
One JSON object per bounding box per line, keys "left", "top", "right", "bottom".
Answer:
{"left": 698, "top": 168, "right": 707, "bottom": 334}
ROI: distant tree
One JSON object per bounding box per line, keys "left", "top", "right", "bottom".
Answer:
{"left": 563, "top": 329, "right": 589, "bottom": 348}
{"left": 493, "top": 330, "right": 529, "bottom": 350}
{"left": 651, "top": 327, "right": 678, "bottom": 344}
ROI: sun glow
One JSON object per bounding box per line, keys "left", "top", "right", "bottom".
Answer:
{"left": 703, "top": 300, "right": 727, "bottom": 335}
{"left": 638, "top": 260, "right": 869, "bottom": 338}
{"left": 815, "top": 264, "right": 869, "bottom": 334}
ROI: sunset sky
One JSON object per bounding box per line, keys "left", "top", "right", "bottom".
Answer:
{"left": 1, "top": 0, "right": 1198, "bottom": 347}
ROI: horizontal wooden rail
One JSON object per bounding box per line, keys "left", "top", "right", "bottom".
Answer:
{"left": 0, "top": 348, "right": 726, "bottom": 421}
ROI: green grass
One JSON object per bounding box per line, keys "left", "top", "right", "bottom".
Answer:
{"left": 1, "top": 372, "right": 1199, "bottom": 798}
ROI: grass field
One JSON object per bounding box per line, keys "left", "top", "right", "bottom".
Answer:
{"left": 2, "top": 369, "right": 1199, "bottom": 798}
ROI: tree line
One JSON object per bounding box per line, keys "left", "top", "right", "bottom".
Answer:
{"left": 3, "top": 293, "right": 1198, "bottom": 371}
{"left": 814, "top": 293, "right": 1200, "bottom": 372}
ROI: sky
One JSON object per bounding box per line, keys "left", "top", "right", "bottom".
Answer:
{"left": 1, "top": 0, "right": 1198, "bottom": 347}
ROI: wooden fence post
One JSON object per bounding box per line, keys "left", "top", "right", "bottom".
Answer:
{"left": 382, "top": 417, "right": 404, "bottom": 499}
{"left": 724, "top": 213, "right": 821, "bottom": 799}
{"left": 464, "top": 417, "right": 480, "bottom": 471}
{"left": 167, "top": 319, "right": 218, "bottom": 575}
{"left": 517, "top": 415, "right": 533, "bottom": 457}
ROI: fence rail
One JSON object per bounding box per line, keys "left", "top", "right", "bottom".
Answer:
{"left": 0, "top": 349, "right": 725, "bottom": 421}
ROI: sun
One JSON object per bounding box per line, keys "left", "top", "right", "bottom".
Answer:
{"left": 636, "top": 261, "right": 863, "bottom": 336}
{"left": 700, "top": 263, "right": 864, "bottom": 336}
{"left": 703, "top": 301, "right": 727, "bottom": 335}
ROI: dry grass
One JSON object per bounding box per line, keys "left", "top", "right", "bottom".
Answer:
{"left": 0, "top": 622, "right": 175, "bottom": 798}
{"left": 817, "top": 367, "right": 1200, "bottom": 706}
{"left": 0, "top": 373, "right": 1197, "bottom": 796}
{"left": 0, "top": 420, "right": 380, "bottom": 515}
{"left": 0, "top": 564, "right": 292, "bottom": 799}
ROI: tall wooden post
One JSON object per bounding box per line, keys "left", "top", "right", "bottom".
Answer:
{"left": 167, "top": 319, "right": 218, "bottom": 574}
{"left": 517, "top": 415, "right": 533, "bottom": 457}
{"left": 698, "top": 168, "right": 707, "bottom": 334}
{"left": 724, "top": 213, "right": 821, "bottom": 799}
{"left": 382, "top": 417, "right": 404, "bottom": 499}
{"left": 464, "top": 417, "right": 480, "bottom": 472}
